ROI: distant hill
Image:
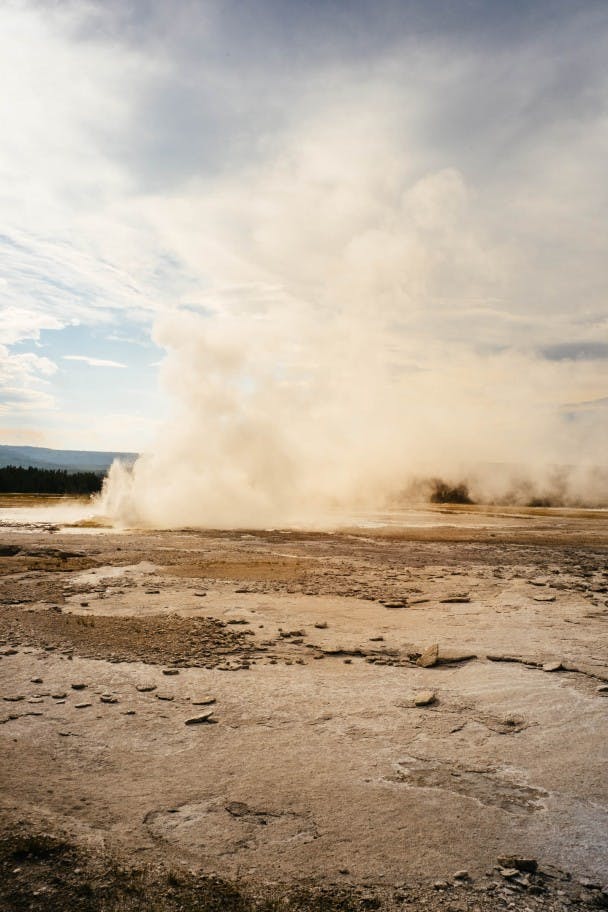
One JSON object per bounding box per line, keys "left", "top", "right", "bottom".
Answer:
{"left": 0, "top": 445, "right": 138, "bottom": 474}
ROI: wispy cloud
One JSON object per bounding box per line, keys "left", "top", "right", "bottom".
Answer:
{"left": 63, "top": 355, "right": 126, "bottom": 368}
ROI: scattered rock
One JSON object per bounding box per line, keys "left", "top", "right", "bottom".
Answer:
{"left": 314, "top": 621, "right": 328, "bottom": 629}
{"left": 74, "top": 702, "right": 92, "bottom": 709}
{"left": 100, "top": 694, "right": 119, "bottom": 704}
{"left": 529, "top": 577, "right": 549, "bottom": 586}
{"left": 190, "top": 696, "right": 216, "bottom": 706}
{"left": 51, "top": 692, "right": 67, "bottom": 700}
{"left": 3, "top": 695, "right": 25, "bottom": 702}
{"left": 136, "top": 684, "right": 157, "bottom": 692}
{"left": 453, "top": 870, "right": 469, "bottom": 881}
{"left": 440, "top": 593, "right": 471, "bottom": 603}
{"left": 155, "top": 693, "right": 174, "bottom": 701}
{"left": 542, "top": 661, "right": 562, "bottom": 672}
{"left": 162, "top": 668, "right": 180, "bottom": 676}
{"left": 30, "top": 677, "right": 43, "bottom": 684}
{"left": 413, "top": 690, "right": 437, "bottom": 706}
{"left": 533, "top": 594, "right": 556, "bottom": 602}
{"left": 597, "top": 684, "right": 608, "bottom": 693}
{"left": 71, "top": 683, "right": 87, "bottom": 690}
{"left": 416, "top": 643, "right": 439, "bottom": 668}
{"left": 185, "top": 711, "right": 215, "bottom": 725}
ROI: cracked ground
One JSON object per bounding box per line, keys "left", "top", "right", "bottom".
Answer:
{"left": 0, "top": 505, "right": 607, "bottom": 910}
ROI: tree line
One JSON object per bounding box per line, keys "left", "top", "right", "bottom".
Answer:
{"left": 0, "top": 465, "right": 104, "bottom": 495}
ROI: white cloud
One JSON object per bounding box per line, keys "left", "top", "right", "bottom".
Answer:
{"left": 63, "top": 355, "right": 126, "bottom": 368}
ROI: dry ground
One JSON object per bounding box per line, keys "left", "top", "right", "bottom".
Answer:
{"left": 1, "top": 506, "right": 607, "bottom": 910}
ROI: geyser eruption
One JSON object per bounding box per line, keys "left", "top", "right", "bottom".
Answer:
{"left": 99, "top": 109, "right": 608, "bottom": 527}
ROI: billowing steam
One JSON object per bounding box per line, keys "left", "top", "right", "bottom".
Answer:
{"left": 98, "top": 106, "right": 608, "bottom": 527}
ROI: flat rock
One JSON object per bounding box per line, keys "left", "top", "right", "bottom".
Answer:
{"left": 100, "top": 694, "right": 119, "bottom": 704}
{"left": 542, "top": 661, "right": 562, "bottom": 672}
{"left": 416, "top": 643, "right": 439, "bottom": 667}
{"left": 413, "top": 690, "right": 437, "bottom": 706}
{"left": 533, "top": 594, "right": 556, "bottom": 602}
{"left": 440, "top": 593, "right": 470, "bottom": 603}
{"left": 498, "top": 867, "right": 520, "bottom": 879}
{"left": 71, "top": 683, "right": 87, "bottom": 690}
{"left": 185, "top": 711, "right": 215, "bottom": 725}
{"left": 75, "top": 702, "right": 92, "bottom": 709}
{"left": 162, "top": 668, "right": 180, "bottom": 676}
{"left": 136, "top": 684, "right": 157, "bottom": 692}
{"left": 191, "top": 696, "right": 216, "bottom": 706}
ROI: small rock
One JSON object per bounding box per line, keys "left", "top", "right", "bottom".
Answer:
{"left": 314, "top": 621, "right": 328, "bottom": 629}
{"left": 51, "top": 692, "right": 67, "bottom": 699}
{"left": 440, "top": 593, "right": 470, "bottom": 603}
{"left": 100, "top": 694, "right": 119, "bottom": 704}
{"left": 542, "top": 661, "right": 562, "bottom": 672}
{"left": 185, "top": 711, "right": 215, "bottom": 725}
{"left": 75, "top": 702, "right": 92, "bottom": 709}
{"left": 3, "top": 695, "right": 25, "bottom": 702}
{"left": 434, "top": 881, "right": 449, "bottom": 890}
{"left": 416, "top": 644, "right": 439, "bottom": 668}
{"left": 30, "top": 677, "right": 43, "bottom": 684}
{"left": 533, "top": 594, "right": 556, "bottom": 602}
{"left": 156, "top": 693, "right": 174, "bottom": 701}
{"left": 162, "top": 668, "right": 179, "bottom": 676}
{"left": 136, "top": 684, "right": 157, "bottom": 692}
{"left": 453, "top": 870, "right": 469, "bottom": 881}
{"left": 191, "top": 696, "right": 216, "bottom": 706}
{"left": 413, "top": 690, "right": 437, "bottom": 706}
{"left": 71, "top": 683, "right": 87, "bottom": 690}
{"left": 597, "top": 684, "right": 608, "bottom": 694}
{"left": 121, "top": 710, "right": 136, "bottom": 715}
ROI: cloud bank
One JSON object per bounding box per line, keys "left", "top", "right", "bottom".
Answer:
{"left": 1, "top": 1, "right": 607, "bottom": 521}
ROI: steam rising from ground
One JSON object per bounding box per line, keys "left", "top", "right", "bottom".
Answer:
{"left": 99, "top": 100, "right": 608, "bottom": 527}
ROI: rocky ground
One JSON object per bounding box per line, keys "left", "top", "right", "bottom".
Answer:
{"left": 0, "top": 506, "right": 607, "bottom": 910}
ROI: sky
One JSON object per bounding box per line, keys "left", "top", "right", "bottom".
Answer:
{"left": 1, "top": 0, "right": 607, "bottom": 455}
